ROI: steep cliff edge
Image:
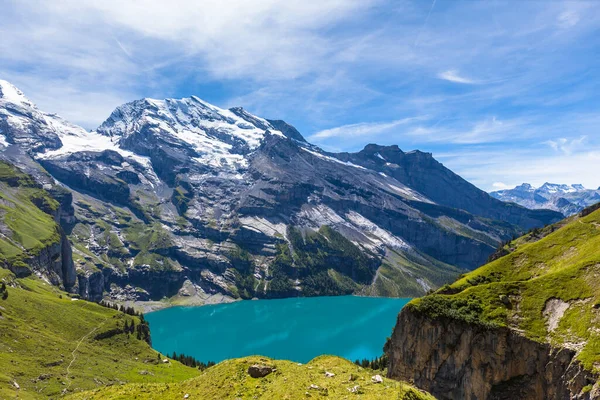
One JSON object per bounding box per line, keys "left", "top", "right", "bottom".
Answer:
{"left": 386, "top": 204, "right": 600, "bottom": 399}
{"left": 387, "top": 308, "right": 598, "bottom": 399}
{"left": 0, "top": 160, "right": 76, "bottom": 291}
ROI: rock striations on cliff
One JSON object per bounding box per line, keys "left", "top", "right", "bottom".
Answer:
{"left": 386, "top": 204, "right": 600, "bottom": 400}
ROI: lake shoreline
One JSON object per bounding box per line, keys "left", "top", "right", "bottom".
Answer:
{"left": 130, "top": 293, "right": 414, "bottom": 315}
{"left": 145, "top": 295, "right": 411, "bottom": 364}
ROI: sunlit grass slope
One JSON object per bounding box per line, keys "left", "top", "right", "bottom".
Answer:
{"left": 0, "top": 269, "right": 199, "bottom": 399}
{"left": 408, "top": 204, "right": 600, "bottom": 371}
{"left": 68, "top": 355, "right": 434, "bottom": 400}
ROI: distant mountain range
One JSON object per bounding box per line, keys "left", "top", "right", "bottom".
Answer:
{"left": 490, "top": 183, "right": 600, "bottom": 216}
{"left": 0, "top": 79, "right": 561, "bottom": 306}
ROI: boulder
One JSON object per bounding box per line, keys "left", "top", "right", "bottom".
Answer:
{"left": 247, "top": 364, "right": 275, "bottom": 378}
{"left": 348, "top": 385, "right": 360, "bottom": 393}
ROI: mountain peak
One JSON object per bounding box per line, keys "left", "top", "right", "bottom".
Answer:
{"left": 362, "top": 143, "right": 403, "bottom": 154}
{"left": 0, "top": 80, "right": 35, "bottom": 108}
{"left": 514, "top": 183, "right": 534, "bottom": 191}
{"left": 490, "top": 181, "right": 597, "bottom": 216}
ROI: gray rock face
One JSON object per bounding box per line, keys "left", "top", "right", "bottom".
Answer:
{"left": 248, "top": 364, "right": 275, "bottom": 378}
{"left": 491, "top": 182, "right": 600, "bottom": 216}
{"left": 386, "top": 307, "right": 599, "bottom": 400}
{"left": 0, "top": 80, "right": 564, "bottom": 303}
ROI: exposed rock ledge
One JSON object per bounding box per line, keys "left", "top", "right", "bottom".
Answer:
{"left": 386, "top": 307, "right": 600, "bottom": 400}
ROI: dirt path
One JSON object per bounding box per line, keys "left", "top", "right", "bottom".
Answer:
{"left": 65, "top": 318, "right": 108, "bottom": 389}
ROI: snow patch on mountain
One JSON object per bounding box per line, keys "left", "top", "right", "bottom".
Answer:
{"left": 0, "top": 80, "right": 35, "bottom": 108}
{"left": 0, "top": 133, "right": 8, "bottom": 148}
{"left": 300, "top": 147, "right": 367, "bottom": 170}
{"left": 96, "top": 96, "right": 287, "bottom": 175}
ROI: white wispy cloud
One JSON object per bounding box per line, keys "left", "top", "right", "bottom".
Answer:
{"left": 310, "top": 117, "right": 426, "bottom": 140}
{"left": 1, "top": 0, "right": 600, "bottom": 190}
{"left": 437, "top": 70, "right": 478, "bottom": 84}
{"left": 544, "top": 136, "right": 587, "bottom": 155}
{"left": 557, "top": 10, "right": 580, "bottom": 29}
{"left": 492, "top": 182, "right": 512, "bottom": 190}
{"left": 408, "top": 116, "right": 529, "bottom": 144}
{"left": 0, "top": 0, "right": 382, "bottom": 126}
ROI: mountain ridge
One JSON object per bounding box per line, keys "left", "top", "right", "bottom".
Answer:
{"left": 491, "top": 182, "right": 600, "bottom": 216}
{"left": 0, "top": 80, "right": 562, "bottom": 308}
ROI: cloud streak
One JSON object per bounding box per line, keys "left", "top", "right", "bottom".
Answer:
{"left": 310, "top": 117, "right": 426, "bottom": 140}
{"left": 437, "top": 70, "right": 478, "bottom": 84}
{"left": 545, "top": 136, "right": 587, "bottom": 155}
{"left": 1, "top": 0, "right": 600, "bottom": 189}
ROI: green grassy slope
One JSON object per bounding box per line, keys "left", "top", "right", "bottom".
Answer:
{"left": 407, "top": 204, "right": 600, "bottom": 371}
{"left": 68, "top": 355, "right": 434, "bottom": 400}
{"left": 0, "top": 161, "right": 61, "bottom": 269}
{"left": 0, "top": 269, "right": 199, "bottom": 399}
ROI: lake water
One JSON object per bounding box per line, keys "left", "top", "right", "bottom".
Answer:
{"left": 146, "top": 296, "right": 410, "bottom": 363}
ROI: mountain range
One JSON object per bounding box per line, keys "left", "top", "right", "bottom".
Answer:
{"left": 0, "top": 80, "right": 561, "bottom": 307}
{"left": 491, "top": 183, "right": 600, "bottom": 216}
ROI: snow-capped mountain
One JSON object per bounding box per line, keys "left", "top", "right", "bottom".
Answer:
{"left": 0, "top": 80, "right": 562, "bottom": 305}
{"left": 490, "top": 183, "right": 600, "bottom": 216}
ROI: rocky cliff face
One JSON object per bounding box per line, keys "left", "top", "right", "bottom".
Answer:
{"left": 0, "top": 159, "right": 76, "bottom": 292}
{"left": 0, "top": 79, "right": 563, "bottom": 305}
{"left": 386, "top": 307, "right": 599, "bottom": 400}
{"left": 386, "top": 205, "right": 600, "bottom": 400}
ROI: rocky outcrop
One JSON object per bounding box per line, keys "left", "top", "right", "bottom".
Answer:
{"left": 77, "top": 270, "right": 105, "bottom": 302}
{"left": 247, "top": 364, "right": 275, "bottom": 378}
{"left": 15, "top": 232, "right": 76, "bottom": 292}
{"left": 386, "top": 307, "right": 600, "bottom": 400}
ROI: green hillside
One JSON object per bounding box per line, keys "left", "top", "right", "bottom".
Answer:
{"left": 0, "top": 161, "right": 61, "bottom": 270}
{"left": 68, "top": 355, "right": 434, "bottom": 400}
{"left": 407, "top": 204, "right": 600, "bottom": 371}
{"left": 0, "top": 269, "right": 199, "bottom": 399}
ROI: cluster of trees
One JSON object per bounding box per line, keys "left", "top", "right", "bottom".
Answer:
{"left": 0, "top": 282, "right": 8, "bottom": 300}
{"left": 98, "top": 300, "right": 142, "bottom": 317}
{"left": 97, "top": 300, "right": 151, "bottom": 344}
{"left": 170, "top": 352, "right": 215, "bottom": 371}
{"left": 354, "top": 354, "right": 388, "bottom": 370}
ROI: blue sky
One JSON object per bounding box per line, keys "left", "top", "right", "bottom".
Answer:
{"left": 1, "top": 0, "right": 599, "bottom": 191}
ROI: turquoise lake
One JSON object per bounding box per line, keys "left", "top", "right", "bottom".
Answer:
{"left": 146, "top": 296, "right": 410, "bottom": 364}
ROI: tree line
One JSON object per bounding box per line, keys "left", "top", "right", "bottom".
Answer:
{"left": 354, "top": 354, "right": 388, "bottom": 370}
{"left": 99, "top": 300, "right": 143, "bottom": 317}
{"left": 97, "top": 300, "right": 151, "bottom": 344}
{"left": 170, "top": 351, "right": 215, "bottom": 371}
